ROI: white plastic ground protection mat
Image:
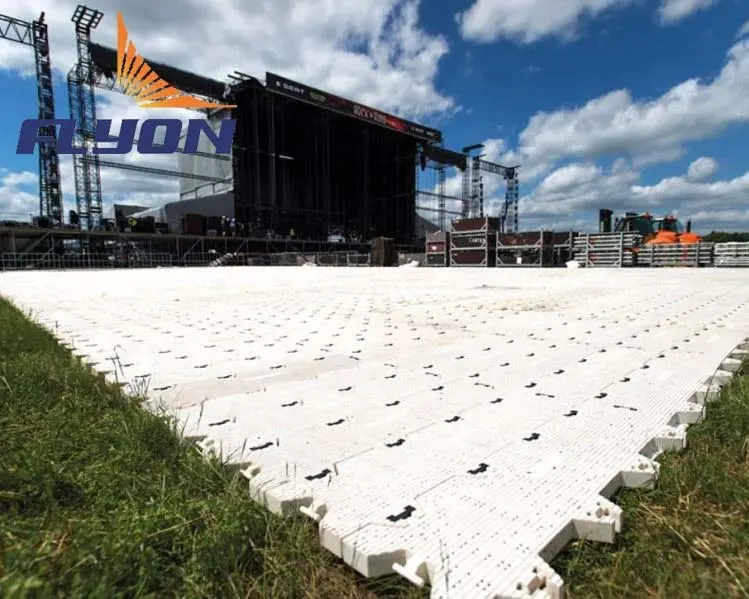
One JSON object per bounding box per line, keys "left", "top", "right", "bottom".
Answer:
{"left": 2, "top": 267, "right": 749, "bottom": 599}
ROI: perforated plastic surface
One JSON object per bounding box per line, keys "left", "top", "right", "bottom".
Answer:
{"left": 2, "top": 267, "right": 748, "bottom": 599}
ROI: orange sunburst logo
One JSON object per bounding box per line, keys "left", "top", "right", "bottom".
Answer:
{"left": 116, "top": 12, "right": 236, "bottom": 109}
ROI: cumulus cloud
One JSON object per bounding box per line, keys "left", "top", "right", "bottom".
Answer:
{"left": 510, "top": 35, "right": 748, "bottom": 229}
{"left": 2, "top": 170, "right": 37, "bottom": 187}
{"left": 658, "top": 0, "right": 719, "bottom": 25}
{"left": 686, "top": 156, "right": 718, "bottom": 181}
{"left": 0, "top": 168, "right": 38, "bottom": 220}
{"left": 457, "top": 0, "right": 631, "bottom": 44}
{"left": 457, "top": 0, "right": 721, "bottom": 44}
{"left": 439, "top": 35, "right": 747, "bottom": 220}
{"left": 518, "top": 40, "right": 749, "bottom": 165}
{"left": 738, "top": 21, "right": 749, "bottom": 39}
{"left": 521, "top": 162, "right": 641, "bottom": 219}
{"left": 0, "top": 0, "right": 454, "bottom": 120}
{"left": 437, "top": 35, "right": 749, "bottom": 228}
{"left": 519, "top": 160, "right": 749, "bottom": 232}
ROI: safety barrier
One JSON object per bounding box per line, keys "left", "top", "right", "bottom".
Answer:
{"left": 4, "top": 243, "right": 745, "bottom": 271}
{"left": 315, "top": 252, "right": 370, "bottom": 267}
{"left": 0, "top": 252, "right": 175, "bottom": 270}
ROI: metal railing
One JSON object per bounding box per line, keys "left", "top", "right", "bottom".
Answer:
{"left": 314, "top": 252, "right": 370, "bottom": 266}
{"left": 0, "top": 252, "right": 175, "bottom": 270}
{"left": 0, "top": 251, "right": 375, "bottom": 270}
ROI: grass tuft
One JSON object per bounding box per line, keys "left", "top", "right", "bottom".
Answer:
{"left": 553, "top": 362, "right": 749, "bottom": 598}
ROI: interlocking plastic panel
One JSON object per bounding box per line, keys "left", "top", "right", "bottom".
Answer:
{"left": 2, "top": 266, "right": 748, "bottom": 599}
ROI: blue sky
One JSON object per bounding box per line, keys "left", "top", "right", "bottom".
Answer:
{"left": 440, "top": 0, "right": 742, "bottom": 152}
{"left": 431, "top": 0, "right": 747, "bottom": 177}
{"left": 0, "top": 0, "right": 747, "bottom": 231}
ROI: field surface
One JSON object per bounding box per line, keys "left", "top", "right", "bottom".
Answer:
{"left": 2, "top": 266, "right": 748, "bottom": 598}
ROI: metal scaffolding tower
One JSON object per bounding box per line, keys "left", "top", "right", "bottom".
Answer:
{"left": 506, "top": 167, "right": 519, "bottom": 232}
{"left": 0, "top": 11, "right": 64, "bottom": 226}
{"left": 67, "top": 4, "right": 103, "bottom": 231}
{"left": 460, "top": 166, "right": 470, "bottom": 218}
{"left": 471, "top": 159, "right": 521, "bottom": 233}
{"left": 460, "top": 144, "right": 483, "bottom": 218}
{"left": 437, "top": 165, "right": 447, "bottom": 231}
{"left": 471, "top": 155, "right": 482, "bottom": 218}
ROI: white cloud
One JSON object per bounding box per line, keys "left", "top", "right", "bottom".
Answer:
{"left": 457, "top": 0, "right": 629, "bottom": 44}
{"left": 520, "top": 161, "right": 641, "bottom": 219}
{"left": 519, "top": 160, "right": 749, "bottom": 232}
{"left": 738, "top": 21, "right": 749, "bottom": 39}
{"left": 632, "top": 169, "right": 749, "bottom": 213}
{"left": 2, "top": 170, "right": 37, "bottom": 187}
{"left": 0, "top": 169, "right": 38, "bottom": 220}
{"left": 457, "top": 0, "right": 722, "bottom": 44}
{"left": 689, "top": 208, "right": 749, "bottom": 224}
{"left": 438, "top": 33, "right": 747, "bottom": 221}
{"left": 686, "top": 156, "right": 718, "bottom": 181}
{"left": 438, "top": 33, "right": 748, "bottom": 222}
{"left": 0, "top": 0, "right": 454, "bottom": 120}
{"left": 519, "top": 39, "right": 749, "bottom": 165}
{"left": 658, "top": 0, "right": 718, "bottom": 25}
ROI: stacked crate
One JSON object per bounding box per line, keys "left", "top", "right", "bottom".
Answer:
{"left": 637, "top": 243, "right": 714, "bottom": 267}
{"left": 181, "top": 213, "right": 206, "bottom": 235}
{"left": 425, "top": 231, "right": 450, "bottom": 267}
{"left": 370, "top": 237, "right": 398, "bottom": 266}
{"left": 496, "top": 231, "right": 553, "bottom": 267}
{"left": 572, "top": 232, "right": 641, "bottom": 267}
{"left": 551, "top": 231, "right": 578, "bottom": 266}
{"left": 714, "top": 242, "right": 749, "bottom": 267}
{"left": 449, "top": 217, "right": 498, "bottom": 267}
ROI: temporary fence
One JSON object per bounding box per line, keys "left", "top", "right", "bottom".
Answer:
{"left": 318, "top": 252, "right": 369, "bottom": 266}
{"left": 0, "top": 252, "right": 175, "bottom": 270}
{"left": 4, "top": 241, "right": 747, "bottom": 272}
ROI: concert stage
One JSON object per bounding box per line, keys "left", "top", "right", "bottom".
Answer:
{"left": 88, "top": 44, "right": 466, "bottom": 244}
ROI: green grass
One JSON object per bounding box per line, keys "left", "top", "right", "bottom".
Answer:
{"left": 1, "top": 295, "right": 748, "bottom": 599}
{"left": 553, "top": 360, "right": 749, "bottom": 598}
{"left": 0, "top": 298, "right": 425, "bottom": 599}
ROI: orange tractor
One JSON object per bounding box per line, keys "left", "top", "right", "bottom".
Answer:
{"left": 599, "top": 209, "right": 702, "bottom": 245}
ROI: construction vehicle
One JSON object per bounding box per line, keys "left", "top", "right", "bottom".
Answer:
{"left": 598, "top": 209, "right": 702, "bottom": 245}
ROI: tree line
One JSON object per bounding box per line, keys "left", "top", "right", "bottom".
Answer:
{"left": 702, "top": 231, "right": 749, "bottom": 242}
